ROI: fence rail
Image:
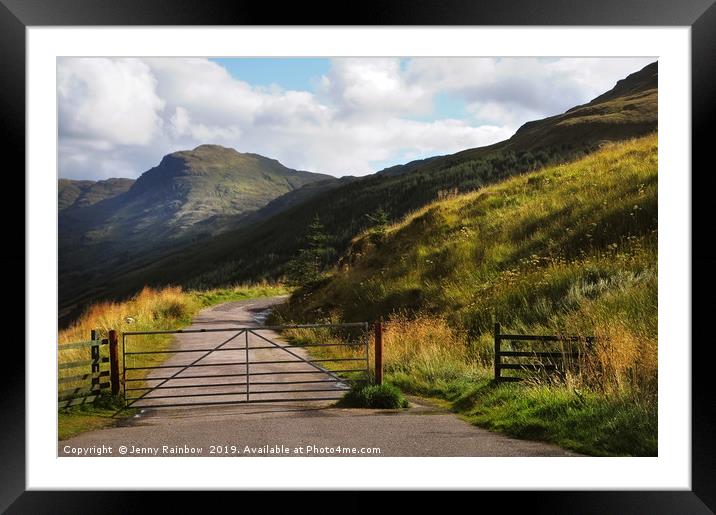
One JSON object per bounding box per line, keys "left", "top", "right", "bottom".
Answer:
{"left": 58, "top": 329, "right": 120, "bottom": 409}
{"left": 494, "top": 322, "right": 596, "bottom": 382}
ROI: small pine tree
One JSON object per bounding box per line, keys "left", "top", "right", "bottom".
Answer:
{"left": 365, "top": 207, "right": 389, "bottom": 244}
{"left": 286, "top": 215, "right": 334, "bottom": 287}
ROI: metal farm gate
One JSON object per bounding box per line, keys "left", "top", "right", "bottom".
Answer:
{"left": 121, "top": 323, "right": 370, "bottom": 409}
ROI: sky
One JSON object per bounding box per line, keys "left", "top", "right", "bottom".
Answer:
{"left": 58, "top": 57, "right": 655, "bottom": 180}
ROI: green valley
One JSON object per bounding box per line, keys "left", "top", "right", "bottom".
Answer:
{"left": 59, "top": 62, "right": 657, "bottom": 323}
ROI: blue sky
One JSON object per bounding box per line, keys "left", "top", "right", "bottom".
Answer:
{"left": 210, "top": 58, "right": 331, "bottom": 92}
{"left": 58, "top": 57, "right": 655, "bottom": 180}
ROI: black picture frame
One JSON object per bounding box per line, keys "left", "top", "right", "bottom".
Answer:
{"left": 3, "top": 0, "right": 715, "bottom": 511}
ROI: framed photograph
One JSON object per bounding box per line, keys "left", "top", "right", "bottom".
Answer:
{"left": 5, "top": 0, "right": 715, "bottom": 510}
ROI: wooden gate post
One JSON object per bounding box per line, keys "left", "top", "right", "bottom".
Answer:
{"left": 109, "top": 330, "right": 120, "bottom": 396}
{"left": 374, "top": 322, "right": 383, "bottom": 385}
{"left": 494, "top": 322, "right": 501, "bottom": 381}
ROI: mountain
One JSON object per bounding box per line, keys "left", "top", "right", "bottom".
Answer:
{"left": 59, "top": 62, "right": 658, "bottom": 316}
{"left": 58, "top": 178, "right": 134, "bottom": 210}
{"left": 59, "top": 145, "right": 335, "bottom": 322}
{"left": 59, "top": 61, "right": 658, "bottom": 325}
{"left": 60, "top": 145, "right": 333, "bottom": 244}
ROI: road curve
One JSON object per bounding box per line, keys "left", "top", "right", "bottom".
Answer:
{"left": 59, "top": 297, "right": 580, "bottom": 457}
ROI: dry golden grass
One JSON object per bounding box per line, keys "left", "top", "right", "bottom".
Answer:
{"left": 283, "top": 313, "right": 481, "bottom": 384}
{"left": 59, "top": 286, "right": 197, "bottom": 343}
{"left": 58, "top": 287, "right": 200, "bottom": 397}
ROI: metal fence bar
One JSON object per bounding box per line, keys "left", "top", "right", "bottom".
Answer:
{"left": 246, "top": 342, "right": 366, "bottom": 350}
{"left": 127, "top": 397, "right": 346, "bottom": 409}
{"left": 125, "top": 357, "right": 367, "bottom": 370}
{"left": 125, "top": 377, "right": 348, "bottom": 389}
{"left": 126, "top": 381, "right": 249, "bottom": 392}
{"left": 248, "top": 329, "right": 345, "bottom": 383}
{"left": 124, "top": 342, "right": 368, "bottom": 355}
{"left": 122, "top": 322, "right": 366, "bottom": 336}
{"left": 243, "top": 368, "right": 366, "bottom": 377}
{"left": 126, "top": 381, "right": 347, "bottom": 399}
{"left": 124, "top": 348, "right": 242, "bottom": 355}
{"left": 243, "top": 387, "right": 349, "bottom": 395}
{"left": 122, "top": 368, "right": 364, "bottom": 380}
{"left": 123, "top": 372, "right": 248, "bottom": 382}
{"left": 125, "top": 386, "right": 349, "bottom": 402}
{"left": 122, "top": 329, "right": 245, "bottom": 409}
{"left": 125, "top": 361, "right": 250, "bottom": 371}
{"left": 248, "top": 378, "right": 347, "bottom": 386}
{"left": 245, "top": 330, "right": 250, "bottom": 402}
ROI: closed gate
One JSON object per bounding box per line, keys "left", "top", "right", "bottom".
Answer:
{"left": 122, "top": 323, "right": 369, "bottom": 409}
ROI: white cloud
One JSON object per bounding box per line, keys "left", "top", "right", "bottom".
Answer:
{"left": 58, "top": 57, "right": 655, "bottom": 180}
{"left": 407, "top": 57, "right": 654, "bottom": 119}
{"left": 319, "top": 58, "right": 431, "bottom": 119}
{"left": 58, "top": 58, "right": 165, "bottom": 146}
{"left": 170, "top": 106, "right": 191, "bottom": 137}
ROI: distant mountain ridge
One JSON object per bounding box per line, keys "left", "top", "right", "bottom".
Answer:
{"left": 59, "top": 178, "right": 135, "bottom": 210}
{"left": 61, "top": 144, "right": 333, "bottom": 243}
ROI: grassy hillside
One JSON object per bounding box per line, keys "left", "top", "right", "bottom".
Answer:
{"left": 273, "top": 134, "right": 658, "bottom": 455}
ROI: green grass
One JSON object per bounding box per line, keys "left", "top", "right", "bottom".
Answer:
{"left": 190, "top": 283, "right": 290, "bottom": 306}
{"left": 391, "top": 372, "right": 656, "bottom": 456}
{"left": 58, "top": 394, "right": 136, "bottom": 440}
{"left": 274, "top": 135, "right": 658, "bottom": 456}
{"left": 337, "top": 383, "right": 409, "bottom": 409}
{"left": 58, "top": 282, "right": 289, "bottom": 440}
{"left": 460, "top": 384, "right": 657, "bottom": 456}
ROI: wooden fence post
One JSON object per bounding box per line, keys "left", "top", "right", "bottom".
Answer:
{"left": 374, "top": 322, "right": 383, "bottom": 386}
{"left": 494, "top": 322, "right": 501, "bottom": 382}
{"left": 109, "top": 330, "right": 120, "bottom": 396}
{"left": 90, "top": 329, "right": 100, "bottom": 378}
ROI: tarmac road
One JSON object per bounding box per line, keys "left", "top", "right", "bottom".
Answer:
{"left": 58, "top": 297, "right": 580, "bottom": 457}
